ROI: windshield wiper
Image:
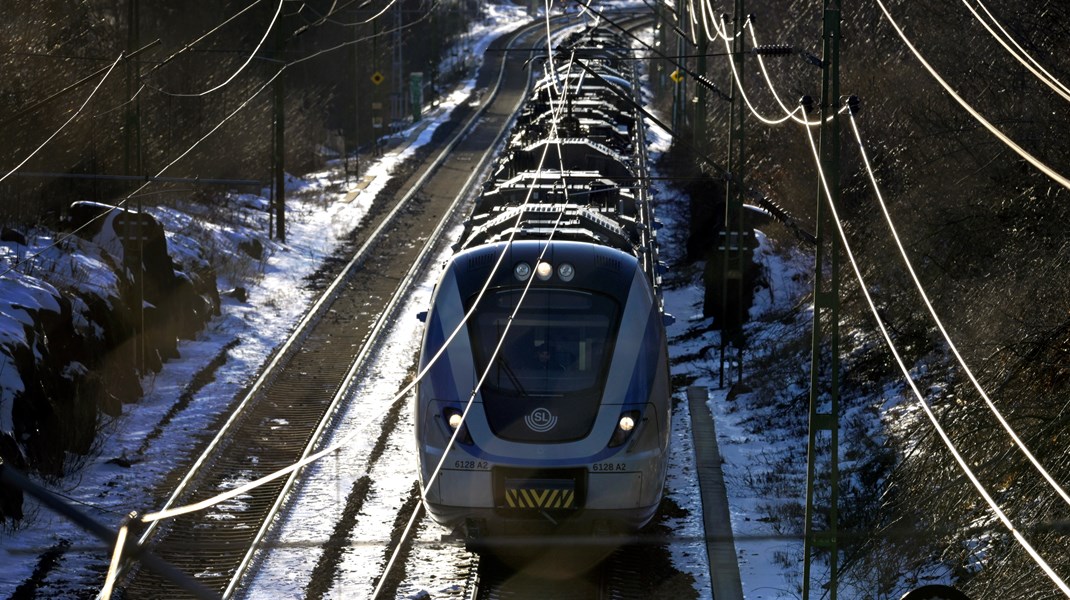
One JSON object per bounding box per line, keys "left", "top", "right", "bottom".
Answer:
{"left": 494, "top": 356, "right": 528, "bottom": 397}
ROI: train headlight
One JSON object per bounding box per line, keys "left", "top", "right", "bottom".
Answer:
{"left": 448, "top": 412, "right": 464, "bottom": 429}
{"left": 514, "top": 262, "right": 532, "bottom": 281}
{"left": 557, "top": 262, "right": 575, "bottom": 282}
{"left": 535, "top": 261, "right": 554, "bottom": 281}
{"left": 608, "top": 410, "right": 642, "bottom": 448}
{"left": 442, "top": 407, "right": 473, "bottom": 445}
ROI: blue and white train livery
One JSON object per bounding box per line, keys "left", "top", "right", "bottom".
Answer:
{"left": 414, "top": 25, "right": 672, "bottom": 547}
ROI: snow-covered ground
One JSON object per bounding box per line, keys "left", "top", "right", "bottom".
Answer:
{"left": 0, "top": 2, "right": 819, "bottom": 599}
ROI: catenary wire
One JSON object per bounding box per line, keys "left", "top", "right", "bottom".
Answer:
{"left": 0, "top": 53, "right": 124, "bottom": 186}
{"left": 140, "top": 5, "right": 576, "bottom": 525}
{"left": 746, "top": 20, "right": 819, "bottom": 126}
{"left": 714, "top": 14, "right": 798, "bottom": 126}
{"left": 97, "top": 521, "right": 130, "bottom": 600}
{"left": 958, "top": 0, "right": 1070, "bottom": 102}
{"left": 844, "top": 110, "right": 1070, "bottom": 507}
{"left": 803, "top": 105, "right": 1070, "bottom": 598}
{"left": 149, "top": 0, "right": 284, "bottom": 97}
{"left": 139, "top": 0, "right": 263, "bottom": 89}
{"left": 371, "top": 22, "right": 595, "bottom": 597}
{"left": 874, "top": 0, "right": 1070, "bottom": 190}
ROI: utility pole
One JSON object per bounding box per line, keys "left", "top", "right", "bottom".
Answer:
{"left": 124, "top": 0, "right": 145, "bottom": 372}
{"left": 719, "top": 1, "right": 747, "bottom": 387}
{"left": 802, "top": 1, "right": 842, "bottom": 598}
{"left": 391, "top": 0, "right": 404, "bottom": 133}
{"left": 671, "top": 0, "right": 687, "bottom": 136}
{"left": 350, "top": 5, "right": 361, "bottom": 184}
{"left": 693, "top": 16, "right": 708, "bottom": 148}
{"left": 273, "top": 15, "right": 286, "bottom": 242}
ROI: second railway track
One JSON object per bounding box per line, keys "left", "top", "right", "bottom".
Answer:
{"left": 119, "top": 16, "right": 562, "bottom": 599}
{"left": 120, "top": 10, "right": 670, "bottom": 600}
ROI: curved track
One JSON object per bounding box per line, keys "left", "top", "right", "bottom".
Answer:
{"left": 120, "top": 10, "right": 669, "bottom": 600}
{"left": 119, "top": 17, "right": 559, "bottom": 599}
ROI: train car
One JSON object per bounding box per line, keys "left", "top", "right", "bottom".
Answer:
{"left": 413, "top": 25, "right": 672, "bottom": 548}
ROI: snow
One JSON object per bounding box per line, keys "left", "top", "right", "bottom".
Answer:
{"left": 0, "top": 2, "right": 816, "bottom": 599}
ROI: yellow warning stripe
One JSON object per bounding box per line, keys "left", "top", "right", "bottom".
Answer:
{"left": 505, "top": 488, "right": 576, "bottom": 509}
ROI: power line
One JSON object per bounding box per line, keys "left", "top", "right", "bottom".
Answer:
{"left": 147, "top": 0, "right": 284, "bottom": 97}
{"left": 844, "top": 110, "right": 1070, "bottom": 508}
{"left": 874, "top": 0, "right": 1070, "bottom": 191}
{"left": 958, "top": 0, "right": 1070, "bottom": 102}
{"left": 803, "top": 105, "right": 1070, "bottom": 598}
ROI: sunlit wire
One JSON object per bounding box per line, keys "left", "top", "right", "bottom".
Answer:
{"left": 285, "top": 0, "right": 434, "bottom": 68}
{"left": 803, "top": 105, "right": 1070, "bottom": 598}
{"left": 141, "top": 0, "right": 264, "bottom": 92}
{"left": 845, "top": 110, "right": 1070, "bottom": 507}
{"left": 157, "top": 0, "right": 284, "bottom": 97}
{"left": 959, "top": 0, "right": 1070, "bottom": 102}
{"left": 96, "top": 521, "right": 129, "bottom": 600}
{"left": 0, "top": 53, "right": 123, "bottom": 186}
{"left": 713, "top": 14, "right": 798, "bottom": 126}
{"left": 874, "top": 0, "right": 1070, "bottom": 190}
{"left": 746, "top": 20, "right": 818, "bottom": 126}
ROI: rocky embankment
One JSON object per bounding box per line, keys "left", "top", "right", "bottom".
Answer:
{"left": 0, "top": 202, "right": 219, "bottom": 521}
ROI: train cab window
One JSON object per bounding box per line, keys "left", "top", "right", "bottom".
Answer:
{"left": 467, "top": 289, "right": 620, "bottom": 396}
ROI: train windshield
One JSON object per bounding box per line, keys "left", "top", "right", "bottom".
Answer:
{"left": 467, "top": 289, "right": 620, "bottom": 396}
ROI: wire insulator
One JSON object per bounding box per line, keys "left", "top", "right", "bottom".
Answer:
{"left": 846, "top": 95, "right": 861, "bottom": 115}
{"left": 752, "top": 44, "right": 793, "bottom": 56}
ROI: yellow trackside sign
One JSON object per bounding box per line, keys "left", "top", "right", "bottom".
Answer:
{"left": 670, "top": 69, "right": 684, "bottom": 84}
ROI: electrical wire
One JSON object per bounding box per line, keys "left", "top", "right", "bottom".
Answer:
{"left": 151, "top": 0, "right": 284, "bottom": 98}
{"left": 959, "top": 0, "right": 1070, "bottom": 102}
{"left": 803, "top": 106, "right": 1070, "bottom": 598}
{"left": 139, "top": 0, "right": 263, "bottom": 88}
{"left": 283, "top": 0, "right": 434, "bottom": 69}
{"left": 714, "top": 14, "right": 798, "bottom": 126}
{"left": 844, "top": 110, "right": 1070, "bottom": 507}
{"left": 746, "top": 20, "right": 819, "bottom": 126}
{"left": 372, "top": 27, "right": 596, "bottom": 599}
{"left": 874, "top": 0, "right": 1070, "bottom": 191}
{"left": 0, "top": 53, "right": 123, "bottom": 186}
{"left": 572, "top": 0, "right": 731, "bottom": 103}
{"left": 97, "top": 521, "right": 129, "bottom": 600}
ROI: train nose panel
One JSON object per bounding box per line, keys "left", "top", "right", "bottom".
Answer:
{"left": 483, "top": 393, "right": 600, "bottom": 443}
{"left": 494, "top": 467, "right": 587, "bottom": 515}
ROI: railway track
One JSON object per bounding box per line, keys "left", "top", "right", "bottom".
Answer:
{"left": 118, "top": 11, "right": 668, "bottom": 600}
{"left": 118, "top": 17, "right": 557, "bottom": 599}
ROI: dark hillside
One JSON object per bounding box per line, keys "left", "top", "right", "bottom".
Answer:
{"left": 650, "top": 0, "right": 1070, "bottom": 596}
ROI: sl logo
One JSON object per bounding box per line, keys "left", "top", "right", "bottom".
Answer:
{"left": 524, "top": 407, "right": 557, "bottom": 432}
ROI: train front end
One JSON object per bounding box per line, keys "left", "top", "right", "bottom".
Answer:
{"left": 414, "top": 240, "right": 671, "bottom": 545}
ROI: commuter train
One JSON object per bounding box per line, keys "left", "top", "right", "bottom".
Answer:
{"left": 414, "top": 25, "right": 672, "bottom": 548}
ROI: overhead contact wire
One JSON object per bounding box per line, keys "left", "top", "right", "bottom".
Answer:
{"left": 845, "top": 110, "right": 1070, "bottom": 507}
{"left": 959, "top": 0, "right": 1070, "bottom": 102}
{"left": 0, "top": 53, "right": 124, "bottom": 186}
{"left": 715, "top": 15, "right": 797, "bottom": 126}
{"left": 746, "top": 20, "right": 818, "bottom": 126}
{"left": 803, "top": 108, "right": 1070, "bottom": 598}
{"left": 874, "top": 0, "right": 1070, "bottom": 190}
{"left": 157, "top": 0, "right": 284, "bottom": 97}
